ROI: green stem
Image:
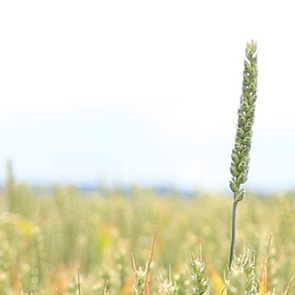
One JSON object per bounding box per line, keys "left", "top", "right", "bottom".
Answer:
{"left": 229, "top": 201, "right": 239, "bottom": 269}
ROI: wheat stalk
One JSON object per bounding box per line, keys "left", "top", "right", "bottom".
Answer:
{"left": 229, "top": 41, "right": 258, "bottom": 269}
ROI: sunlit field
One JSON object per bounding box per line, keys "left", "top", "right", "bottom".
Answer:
{"left": 1, "top": 174, "right": 295, "bottom": 294}
{"left": 2, "top": 42, "right": 293, "bottom": 295}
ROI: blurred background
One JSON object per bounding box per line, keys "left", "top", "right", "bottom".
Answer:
{"left": 0, "top": 0, "right": 294, "bottom": 192}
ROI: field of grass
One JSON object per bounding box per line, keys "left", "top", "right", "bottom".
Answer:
{"left": 1, "top": 179, "right": 295, "bottom": 294}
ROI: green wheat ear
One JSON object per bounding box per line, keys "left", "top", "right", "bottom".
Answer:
{"left": 229, "top": 41, "right": 258, "bottom": 269}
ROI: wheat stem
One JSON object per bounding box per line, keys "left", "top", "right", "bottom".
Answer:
{"left": 229, "top": 201, "right": 238, "bottom": 269}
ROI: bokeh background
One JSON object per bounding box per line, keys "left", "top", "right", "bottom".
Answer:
{"left": 1, "top": 0, "right": 295, "bottom": 191}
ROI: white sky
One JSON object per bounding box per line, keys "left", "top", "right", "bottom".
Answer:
{"left": 0, "top": 0, "right": 295, "bottom": 191}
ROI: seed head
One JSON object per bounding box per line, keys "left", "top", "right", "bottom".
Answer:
{"left": 229, "top": 41, "right": 257, "bottom": 202}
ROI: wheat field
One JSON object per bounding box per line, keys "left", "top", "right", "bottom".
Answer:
{"left": 1, "top": 179, "right": 295, "bottom": 294}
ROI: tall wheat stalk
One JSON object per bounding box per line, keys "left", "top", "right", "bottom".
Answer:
{"left": 229, "top": 41, "right": 258, "bottom": 269}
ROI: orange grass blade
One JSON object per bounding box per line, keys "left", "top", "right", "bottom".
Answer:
{"left": 258, "top": 235, "right": 272, "bottom": 295}
{"left": 122, "top": 272, "right": 134, "bottom": 295}
{"left": 258, "top": 263, "right": 268, "bottom": 295}
{"left": 207, "top": 260, "right": 227, "bottom": 295}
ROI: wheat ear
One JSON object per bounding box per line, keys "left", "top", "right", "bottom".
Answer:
{"left": 229, "top": 41, "right": 258, "bottom": 269}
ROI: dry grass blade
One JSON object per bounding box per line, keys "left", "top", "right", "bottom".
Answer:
{"left": 77, "top": 267, "right": 82, "bottom": 295}
{"left": 19, "top": 286, "right": 24, "bottom": 295}
{"left": 284, "top": 273, "right": 295, "bottom": 295}
{"left": 144, "top": 223, "right": 158, "bottom": 295}
{"left": 207, "top": 260, "right": 226, "bottom": 294}
{"left": 219, "top": 286, "right": 227, "bottom": 295}
{"left": 258, "top": 234, "right": 273, "bottom": 295}
{"left": 104, "top": 282, "right": 109, "bottom": 295}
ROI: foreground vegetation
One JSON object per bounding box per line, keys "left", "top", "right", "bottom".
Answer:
{"left": 1, "top": 180, "right": 295, "bottom": 294}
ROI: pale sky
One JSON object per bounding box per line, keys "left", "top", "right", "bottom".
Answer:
{"left": 0, "top": 0, "right": 295, "bottom": 191}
